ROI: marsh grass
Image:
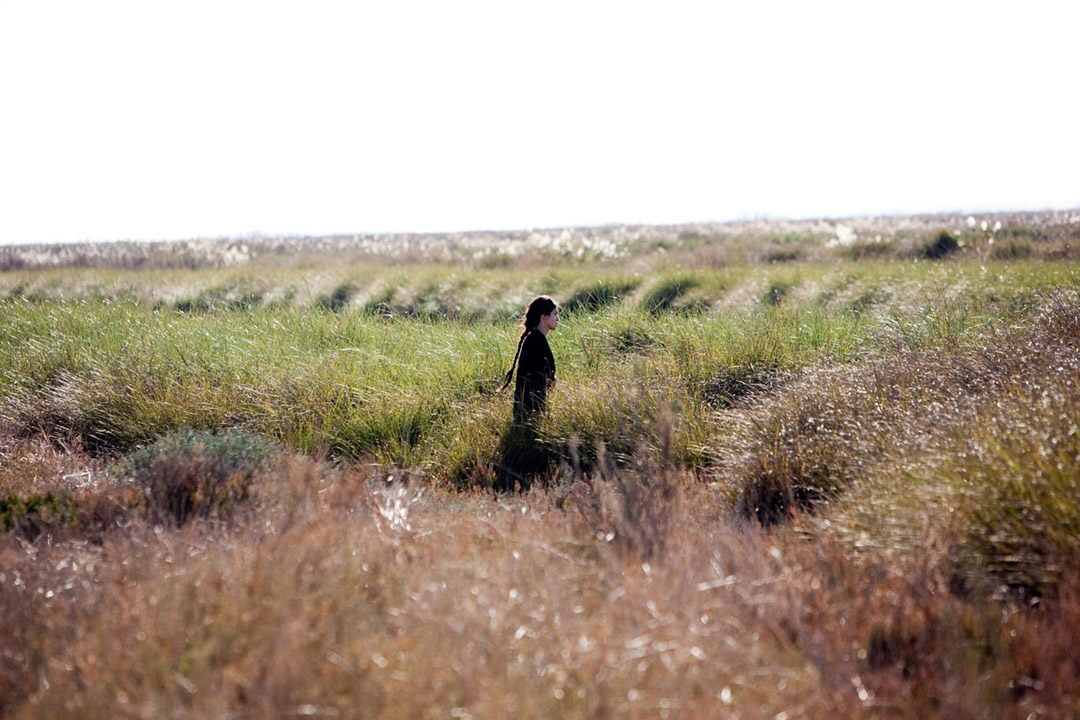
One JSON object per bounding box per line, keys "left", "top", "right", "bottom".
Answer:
{"left": 3, "top": 220, "right": 1080, "bottom": 717}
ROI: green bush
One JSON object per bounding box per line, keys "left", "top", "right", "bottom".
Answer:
{"left": 119, "top": 427, "right": 279, "bottom": 524}
{"left": 921, "top": 231, "right": 960, "bottom": 260}
{"left": 0, "top": 492, "right": 75, "bottom": 537}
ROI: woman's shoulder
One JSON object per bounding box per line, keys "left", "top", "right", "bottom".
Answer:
{"left": 522, "top": 329, "right": 548, "bottom": 348}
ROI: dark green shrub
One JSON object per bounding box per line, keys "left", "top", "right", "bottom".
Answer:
{"left": 118, "top": 428, "right": 279, "bottom": 524}
{"left": 317, "top": 282, "right": 358, "bottom": 312}
{"left": 921, "top": 231, "right": 960, "bottom": 260}
{"left": 0, "top": 492, "right": 75, "bottom": 538}
{"left": 764, "top": 247, "right": 803, "bottom": 264}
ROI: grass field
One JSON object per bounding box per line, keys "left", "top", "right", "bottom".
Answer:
{"left": 2, "top": 213, "right": 1080, "bottom": 718}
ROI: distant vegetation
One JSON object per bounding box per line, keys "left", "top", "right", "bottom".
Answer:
{"left": 2, "top": 211, "right": 1080, "bottom": 718}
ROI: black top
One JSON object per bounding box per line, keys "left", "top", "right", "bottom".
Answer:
{"left": 513, "top": 330, "right": 556, "bottom": 422}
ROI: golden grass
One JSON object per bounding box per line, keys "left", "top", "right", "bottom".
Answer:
{"left": 3, "top": 446, "right": 1079, "bottom": 719}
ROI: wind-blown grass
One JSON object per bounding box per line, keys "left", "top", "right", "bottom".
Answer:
{"left": 1, "top": 260, "right": 1054, "bottom": 476}
{"left": 3, "top": 219, "right": 1080, "bottom": 717}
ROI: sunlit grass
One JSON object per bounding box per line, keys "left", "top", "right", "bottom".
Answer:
{"left": 4, "top": 220, "right": 1080, "bottom": 717}
{"left": 3, "top": 258, "right": 1065, "bottom": 476}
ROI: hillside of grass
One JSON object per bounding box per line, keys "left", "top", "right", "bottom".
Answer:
{"left": 2, "top": 214, "right": 1080, "bottom": 718}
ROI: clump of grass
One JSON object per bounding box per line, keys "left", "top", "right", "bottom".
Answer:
{"left": 762, "top": 279, "right": 794, "bottom": 306}
{"left": 172, "top": 284, "right": 264, "bottom": 313}
{"left": 361, "top": 286, "right": 396, "bottom": 316}
{"left": 718, "top": 338, "right": 996, "bottom": 525}
{"left": 118, "top": 427, "right": 279, "bottom": 525}
{"left": 562, "top": 410, "right": 683, "bottom": 561}
{"left": 639, "top": 274, "right": 700, "bottom": 313}
{"left": 720, "top": 293, "right": 1080, "bottom": 601}
{"left": 0, "top": 487, "right": 135, "bottom": 541}
{"left": 763, "top": 246, "right": 803, "bottom": 264}
{"left": 607, "top": 326, "right": 655, "bottom": 354}
{"left": 990, "top": 239, "right": 1034, "bottom": 260}
{"left": 920, "top": 231, "right": 960, "bottom": 259}
{"left": 841, "top": 239, "right": 894, "bottom": 261}
{"left": 699, "top": 362, "right": 785, "bottom": 410}
{"left": 328, "top": 393, "right": 441, "bottom": 464}
{"left": 561, "top": 279, "right": 638, "bottom": 313}
{"left": 941, "top": 302, "right": 1080, "bottom": 597}
{"left": 315, "top": 281, "right": 358, "bottom": 312}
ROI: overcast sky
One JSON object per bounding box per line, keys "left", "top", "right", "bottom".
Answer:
{"left": 1, "top": 1, "right": 1078, "bottom": 244}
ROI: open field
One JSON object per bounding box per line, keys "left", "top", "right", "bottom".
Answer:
{"left": 2, "top": 211, "right": 1080, "bottom": 718}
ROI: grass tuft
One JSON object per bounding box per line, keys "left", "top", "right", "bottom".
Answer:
{"left": 921, "top": 230, "right": 960, "bottom": 259}
{"left": 119, "top": 427, "right": 279, "bottom": 525}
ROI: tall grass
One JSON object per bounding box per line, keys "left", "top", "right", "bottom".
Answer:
{"left": 3, "top": 221, "right": 1080, "bottom": 717}
{"left": 4, "top": 442, "right": 1080, "bottom": 718}
{"left": 3, "top": 260, "right": 1071, "bottom": 475}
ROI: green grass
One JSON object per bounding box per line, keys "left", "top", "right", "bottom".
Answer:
{"left": 1, "top": 260, "right": 1076, "bottom": 473}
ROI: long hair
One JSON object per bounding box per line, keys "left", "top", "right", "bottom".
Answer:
{"left": 499, "top": 295, "right": 557, "bottom": 392}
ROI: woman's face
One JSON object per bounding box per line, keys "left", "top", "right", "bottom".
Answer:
{"left": 539, "top": 307, "right": 559, "bottom": 333}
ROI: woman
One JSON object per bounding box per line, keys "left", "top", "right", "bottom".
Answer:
{"left": 500, "top": 296, "right": 559, "bottom": 424}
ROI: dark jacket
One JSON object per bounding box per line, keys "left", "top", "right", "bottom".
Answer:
{"left": 513, "top": 330, "right": 555, "bottom": 422}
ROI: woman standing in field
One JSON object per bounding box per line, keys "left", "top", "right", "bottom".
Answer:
{"left": 501, "top": 295, "right": 559, "bottom": 424}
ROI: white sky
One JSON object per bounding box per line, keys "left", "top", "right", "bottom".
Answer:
{"left": 1, "top": 1, "right": 1078, "bottom": 244}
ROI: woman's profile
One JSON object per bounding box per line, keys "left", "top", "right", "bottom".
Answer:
{"left": 500, "top": 295, "right": 559, "bottom": 424}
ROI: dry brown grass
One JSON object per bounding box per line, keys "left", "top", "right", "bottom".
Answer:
{"left": 2, "top": 438, "right": 1080, "bottom": 718}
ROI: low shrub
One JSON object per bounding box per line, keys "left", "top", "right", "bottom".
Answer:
{"left": 0, "top": 492, "right": 75, "bottom": 537}
{"left": 118, "top": 427, "right": 279, "bottom": 525}
{"left": 921, "top": 231, "right": 960, "bottom": 259}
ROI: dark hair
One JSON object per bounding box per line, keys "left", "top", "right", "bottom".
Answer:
{"left": 499, "top": 296, "right": 557, "bottom": 392}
